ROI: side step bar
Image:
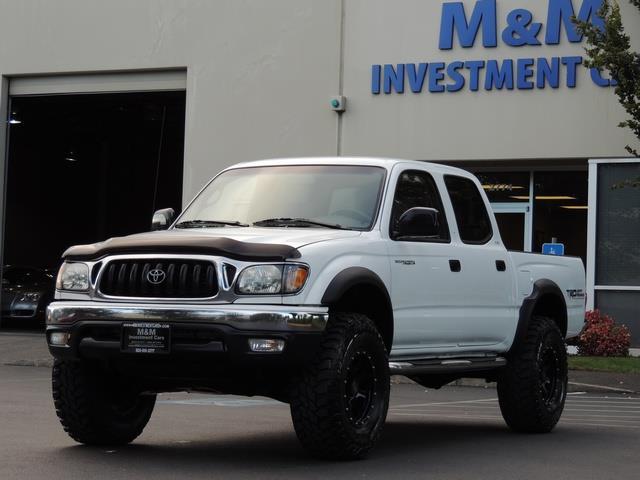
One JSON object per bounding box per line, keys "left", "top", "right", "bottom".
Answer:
{"left": 389, "top": 356, "right": 507, "bottom": 376}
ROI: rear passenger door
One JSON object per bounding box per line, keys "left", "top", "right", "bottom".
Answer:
{"left": 442, "top": 175, "right": 516, "bottom": 348}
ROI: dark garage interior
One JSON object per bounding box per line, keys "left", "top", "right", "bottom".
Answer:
{"left": 1, "top": 90, "right": 186, "bottom": 326}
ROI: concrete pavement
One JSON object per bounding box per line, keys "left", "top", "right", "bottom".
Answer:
{"left": 1, "top": 364, "right": 639, "bottom": 480}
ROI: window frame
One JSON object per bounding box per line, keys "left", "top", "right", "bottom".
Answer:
{"left": 389, "top": 169, "right": 451, "bottom": 243}
{"left": 444, "top": 174, "right": 494, "bottom": 245}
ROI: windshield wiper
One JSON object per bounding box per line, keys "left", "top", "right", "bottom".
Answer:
{"left": 253, "top": 217, "right": 347, "bottom": 230}
{"left": 174, "top": 219, "right": 249, "bottom": 229}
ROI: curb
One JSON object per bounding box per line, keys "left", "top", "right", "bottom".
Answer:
{"left": 4, "top": 362, "right": 639, "bottom": 394}
{"left": 391, "top": 374, "right": 639, "bottom": 394}
{"left": 567, "top": 381, "right": 636, "bottom": 394}
{"left": 3, "top": 359, "right": 53, "bottom": 368}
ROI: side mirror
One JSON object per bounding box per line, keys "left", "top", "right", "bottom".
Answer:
{"left": 395, "top": 207, "right": 440, "bottom": 239}
{"left": 151, "top": 208, "right": 175, "bottom": 231}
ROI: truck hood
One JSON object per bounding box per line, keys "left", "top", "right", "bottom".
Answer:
{"left": 62, "top": 228, "right": 361, "bottom": 262}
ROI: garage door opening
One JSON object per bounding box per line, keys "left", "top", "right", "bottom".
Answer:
{"left": 1, "top": 90, "right": 186, "bottom": 326}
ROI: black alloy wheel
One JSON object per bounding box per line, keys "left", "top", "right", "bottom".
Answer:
{"left": 497, "top": 315, "right": 568, "bottom": 433}
{"left": 290, "top": 312, "right": 390, "bottom": 460}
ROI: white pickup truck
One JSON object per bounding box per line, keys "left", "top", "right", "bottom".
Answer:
{"left": 46, "top": 157, "right": 586, "bottom": 459}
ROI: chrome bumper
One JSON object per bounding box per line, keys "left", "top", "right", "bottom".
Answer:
{"left": 46, "top": 301, "right": 329, "bottom": 332}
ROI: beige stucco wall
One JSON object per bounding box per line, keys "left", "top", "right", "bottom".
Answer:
{"left": 0, "top": 0, "right": 342, "bottom": 201}
{"left": 0, "top": 0, "right": 637, "bottom": 202}
{"left": 341, "top": 0, "right": 639, "bottom": 162}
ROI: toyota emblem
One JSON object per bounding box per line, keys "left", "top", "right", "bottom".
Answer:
{"left": 147, "top": 269, "right": 166, "bottom": 285}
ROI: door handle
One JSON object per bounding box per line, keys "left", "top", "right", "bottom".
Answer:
{"left": 496, "top": 260, "right": 506, "bottom": 272}
{"left": 449, "top": 259, "right": 461, "bottom": 272}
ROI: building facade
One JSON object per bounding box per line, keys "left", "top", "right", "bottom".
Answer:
{"left": 0, "top": 0, "right": 638, "bottom": 344}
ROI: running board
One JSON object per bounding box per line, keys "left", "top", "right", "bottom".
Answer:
{"left": 388, "top": 356, "right": 507, "bottom": 375}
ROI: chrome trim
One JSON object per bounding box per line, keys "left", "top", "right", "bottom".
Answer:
{"left": 58, "top": 253, "right": 310, "bottom": 304}
{"left": 388, "top": 357, "right": 507, "bottom": 375}
{"left": 95, "top": 253, "right": 228, "bottom": 302}
{"left": 440, "top": 359, "right": 473, "bottom": 366}
{"left": 46, "top": 301, "right": 329, "bottom": 332}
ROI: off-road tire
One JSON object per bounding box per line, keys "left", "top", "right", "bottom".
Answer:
{"left": 498, "top": 315, "right": 567, "bottom": 433}
{"left": 290, "top": 312, "right": 390, "bottom": 460}
{"left": 52, "top": 359, "right": 156, "bottom": 445}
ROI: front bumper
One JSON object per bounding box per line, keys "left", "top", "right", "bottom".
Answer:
{"left": 46, "top": 301, "right": 328, "bottom": 331}
{"left": 45, "top": 302, "right": 328, "bottom": 381}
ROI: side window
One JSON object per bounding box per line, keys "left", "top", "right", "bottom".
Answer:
{"left": 444, "top": 175, "right": 493, "bottom": 244}
{"left": 390, "top": 170, "right": 450, "bottom": 242}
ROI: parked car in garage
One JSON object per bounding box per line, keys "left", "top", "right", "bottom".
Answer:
{"left": 1, "top": 266, "right": 55, "bottom": 326}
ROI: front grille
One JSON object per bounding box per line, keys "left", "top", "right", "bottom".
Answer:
{"left": 99, "top": 259, "right": 218, "bottom": 298}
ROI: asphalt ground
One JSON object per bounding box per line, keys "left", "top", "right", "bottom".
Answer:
{"left": 1, "top": 364, "right": 638, "bottom": 480}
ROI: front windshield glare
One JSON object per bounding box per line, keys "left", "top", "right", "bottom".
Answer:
{"left": 178, "top": 165, "right": 386, "bottom": 230}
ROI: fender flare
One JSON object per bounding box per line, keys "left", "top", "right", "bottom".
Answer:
{"left": 321, "top": 267, "right": 394, "bottom": 349}
{"left": 510, "top": 279, "right": 567, "bottom": 354}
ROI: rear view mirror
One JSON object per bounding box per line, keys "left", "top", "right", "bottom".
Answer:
{"left": 395, "top": 207, "right": 440, "bottom": 239}
{"left": 151, "top": 208, "right": 175, "bottom": 231}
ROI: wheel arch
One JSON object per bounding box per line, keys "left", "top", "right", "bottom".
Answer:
{"left": 510, "top": 279, "right": 568, "bottom": 354}
{"left": 321, "top": 267, "right": 394, "bottom": 352}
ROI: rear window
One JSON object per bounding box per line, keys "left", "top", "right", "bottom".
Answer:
{"left": 444, "top": 175, "right": 493, "bottom": 244}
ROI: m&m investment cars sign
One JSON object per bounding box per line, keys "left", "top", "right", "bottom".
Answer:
{"left": 371, "top": 0, "right": 616, "bottom": 94}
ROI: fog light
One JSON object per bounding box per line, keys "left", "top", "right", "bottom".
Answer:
{"left": 248, "top": 338, "right": 285, "bottom": 353}
{"left": 49, "top": 332, "right": 71, "bottom": 346}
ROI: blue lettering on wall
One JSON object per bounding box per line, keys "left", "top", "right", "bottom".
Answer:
{"left": 373, "top": 0, "right": 614, "bottom": 95}
{"left": 516, "top": 58, "right": 536, "bottom": 89}
{"left": 407, "top": 63, "right": 429, "bottom": 93}
{"left": 439, "top": 0, "right": 497, "bottom": 49}
{"left": 464, "top": 60, "right": 486, "bottom": 91}
{"left": 546, "top": 0, "right": 604, "bottom": 45}
{"left": 446, "top": 61, "right": 466, "bottom": 92}
{"left": 562, "top": 56, "right": 583, "bottom": 87}
{"left": 371, "top": 65, "right": 381, "bottom": 94}
{"left": 485, "top": 59, "right": 514, "bottom": 90}
{"left": 383, "top": 64, "right": 405, "bottom": 94}
{"left": 428, "top": 63, "right": 447, "bottom": 92}
{"left": 537, "top": 57, "right": 560, "bottom": 88}
{"left": 590, "top": 68, "right": 618, "bottom": 87}
{"left": 502, "top": 9, "right": 542, "bottom": 46}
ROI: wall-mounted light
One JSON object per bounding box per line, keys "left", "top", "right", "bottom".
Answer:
{"left": 510, "top": 196, "right": 577, "bottom": 201}
{"left": 8, "top": 111, "right": 21, "bottom": 124}
{"left": 64, "top": 149, "right": 78, "bottom": 162}
{"left": 482, "top": 184, "right": 525, "bottom": 192}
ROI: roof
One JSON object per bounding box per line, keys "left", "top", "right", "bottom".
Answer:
{"left": 223, "top": 157, "right": 473, "bottom": 177}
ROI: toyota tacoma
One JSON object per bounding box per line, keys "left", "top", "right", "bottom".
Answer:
{"left": 46, "top": 158, "right": 586, "bottom": 459}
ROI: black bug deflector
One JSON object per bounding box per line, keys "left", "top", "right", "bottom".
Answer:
{"left": 62, "top": 231, "right": 301, "bottom": 262}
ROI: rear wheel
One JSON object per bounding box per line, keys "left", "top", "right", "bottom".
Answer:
{"left": 290, "top": 312, "right": 390, "bottom": 460}
{"left": 52, "top": 359, "right": 156, "bottom": 445}
{"left": 498, "top": 316, "right": 567, "bottom": 433}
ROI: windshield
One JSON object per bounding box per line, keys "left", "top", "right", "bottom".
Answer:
{"left": 177, "top": 165, "right": 387, "bottom": 231}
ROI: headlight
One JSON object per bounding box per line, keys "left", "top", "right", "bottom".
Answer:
{"left": 17, "top": 292, "right": 41, "bottom": 302}
{"left": 56, "top": 262, "right": 89, "bottom": 291}
{"left": 236, "top": 264, "right": 309, "bottom": 295}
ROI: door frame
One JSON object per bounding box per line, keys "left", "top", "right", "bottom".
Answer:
{"left": 0, "top": 71, "right": 187, "bottom": 328}
{"left": 586, "top": 158, "right": 640, "bottom": 311}
{"left": 490, "top": 201, "right": 532, "bottom": 252}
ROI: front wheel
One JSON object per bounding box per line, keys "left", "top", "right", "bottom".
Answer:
{"left": 498, "top": 316, "right": 567, "bottom": 433}
{"left": 290, "top": 312, "right": 390, "bottom": 460}
{"left": 52, "top": 360, "right": 156, "bottom": 445}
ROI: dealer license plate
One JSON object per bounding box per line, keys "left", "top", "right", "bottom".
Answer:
{"left": 121, "top": 323, "right": 171, "bottom": 354}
